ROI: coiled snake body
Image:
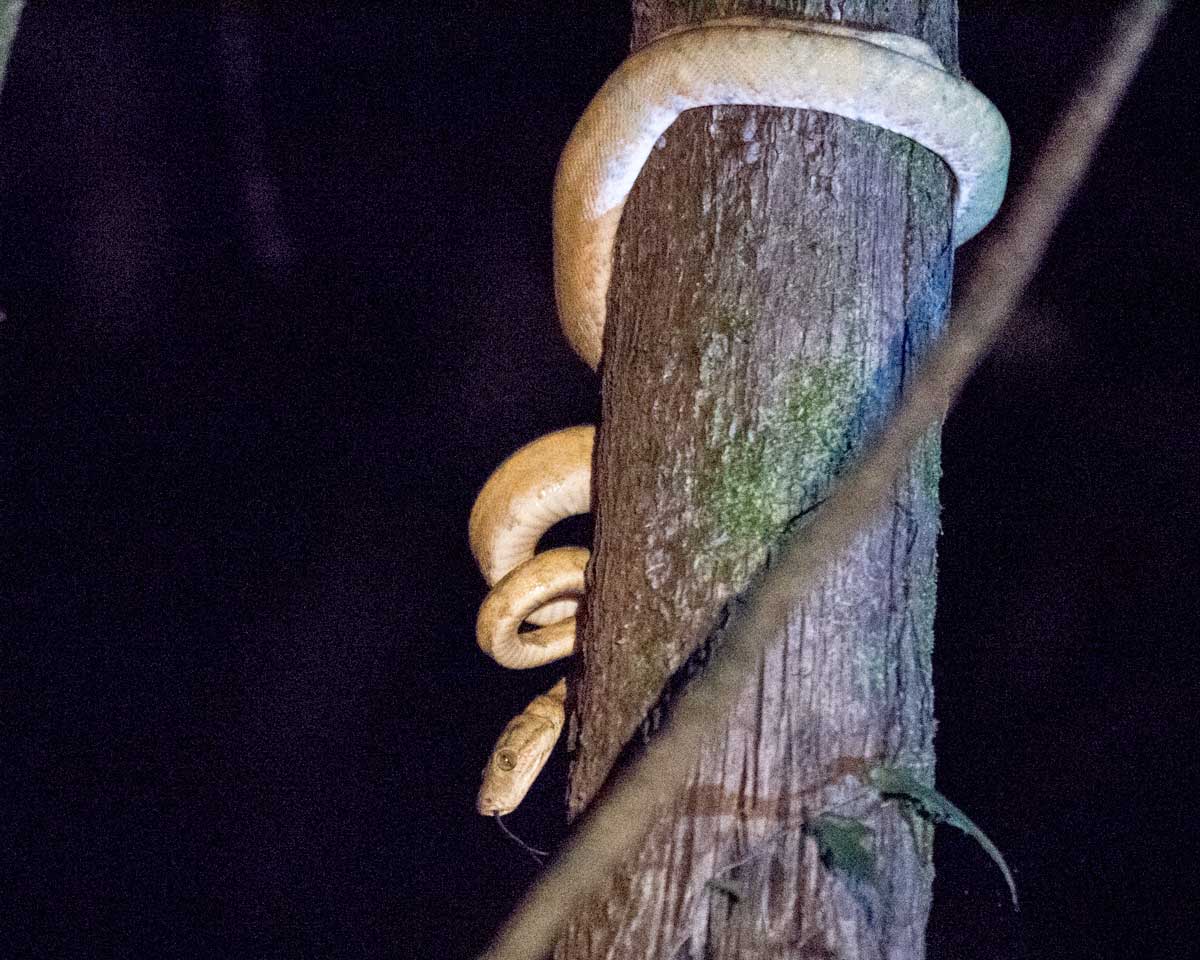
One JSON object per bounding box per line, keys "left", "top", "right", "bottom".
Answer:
{"left": 468, "top": 18, "right": 1009, "bottom": 816}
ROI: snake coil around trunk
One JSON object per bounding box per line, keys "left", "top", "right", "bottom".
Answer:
{"left": 468, "top": 17, "right": 1009, "bottom": 817}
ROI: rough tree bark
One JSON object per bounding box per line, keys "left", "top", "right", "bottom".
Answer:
{"left": 560, "top": 1, "right": 956, "bottom": 957}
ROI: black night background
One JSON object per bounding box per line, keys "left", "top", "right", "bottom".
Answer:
{"left": 1, "top": 3, "right": 1195, "bottom": 958}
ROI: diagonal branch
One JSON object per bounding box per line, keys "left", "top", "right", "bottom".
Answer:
{"left": 478, "top": 2, "right": 1174, "bottom": 957}
{"left": 0, "top": 1, "right": 25, "bottom": 91}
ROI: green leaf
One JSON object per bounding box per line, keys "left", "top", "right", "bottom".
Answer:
{"left": 868, "top": 765, "right": 1019, "bottom": 910}
{"left": 805, "top": 814, "right": 874, "bottom": 884}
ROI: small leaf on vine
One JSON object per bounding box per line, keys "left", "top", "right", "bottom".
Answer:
{"left": 805, "top": 814, "right": 875, "bottom": 884}
{"left": 868, "top": 765, "right": 1018, "bottom": 910}
{"left": 704, "top": 877, "right": 742, "bottom": 901}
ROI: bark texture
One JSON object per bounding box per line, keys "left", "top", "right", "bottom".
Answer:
{"left": 561, "top": 1, "right": 956, "bottom": 958}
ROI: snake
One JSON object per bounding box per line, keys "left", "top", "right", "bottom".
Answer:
{"left": 467, "top": 17, "right": 1009, "bottom": 817}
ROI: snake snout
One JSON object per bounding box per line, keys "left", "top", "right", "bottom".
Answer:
{"left": 477, "top": 792, "right": 514, "bottom": 817}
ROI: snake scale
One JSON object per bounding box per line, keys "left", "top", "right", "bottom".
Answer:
{"left": 468, "top": 17, "right": 1009, "bottom": 817}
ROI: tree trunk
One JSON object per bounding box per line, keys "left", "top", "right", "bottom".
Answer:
{"left": 560, "top": 1, "right": 957, "bottom": 958}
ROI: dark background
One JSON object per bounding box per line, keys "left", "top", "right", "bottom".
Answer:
{"left": 1, "top": 2, "right": 1195, "bottom": 957}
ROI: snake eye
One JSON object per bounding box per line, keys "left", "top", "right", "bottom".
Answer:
{"left": 496, "top": 750, "right": 517, "bottom": 772}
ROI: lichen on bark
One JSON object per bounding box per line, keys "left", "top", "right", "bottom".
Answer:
{"left": 693, "top": 354, "right": 859, "bottom": 574}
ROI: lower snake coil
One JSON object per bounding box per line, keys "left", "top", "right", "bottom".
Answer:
{"left": 467, "top": 17, "right": 1009, "bottom": 817}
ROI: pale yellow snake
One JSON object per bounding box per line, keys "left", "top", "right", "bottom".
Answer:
{"left": 468, "top": 17, "right": 1009, "bottom": 817}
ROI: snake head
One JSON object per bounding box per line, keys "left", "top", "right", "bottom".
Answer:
{"left": 477, "top": 680, "right": 566, "bottom": 816}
